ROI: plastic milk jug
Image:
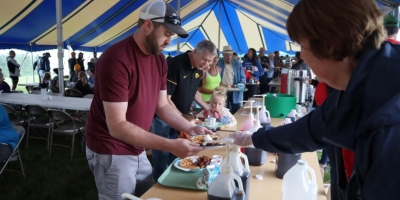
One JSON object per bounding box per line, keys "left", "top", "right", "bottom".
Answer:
{"left": 240, "top": 100, "right": 255, "bottom": 131}
{"left": 221, "top": 145, "right": 250, "bottom": 200}
{"left": 208, "top": 140, "right": 245, "bottom": 200}
{"left": 279, "top": 118, "right": 292, "bottom": 126}
{"left": 253, "top": 94, "right": 271, "bottom": 126}
{"left": 282, "top": 160, "right": 317, "bottom": 200}
{"left": 286, "top": 109, "right": 298, "bottom": 123}
{"left": 243, "top": 104, "right": 268, "bottom": 167}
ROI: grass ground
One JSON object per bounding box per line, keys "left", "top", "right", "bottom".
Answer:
{"left": 0, "top": 133, "right": 97, "bottom": 199}
{"left": 317, "top": 151, "right": 331, "bottom": 183}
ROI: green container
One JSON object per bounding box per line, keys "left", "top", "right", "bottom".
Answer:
{"left": 265, "top": 94, "right": 296, "bottom": 118}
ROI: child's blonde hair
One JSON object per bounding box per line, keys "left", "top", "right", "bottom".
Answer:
{"left": 211, "top": 86, "right": 227, "bottom": 104}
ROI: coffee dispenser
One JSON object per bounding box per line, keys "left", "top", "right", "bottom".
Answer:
{"left": 285, "top": 69, "right": 309, "bottom": 104}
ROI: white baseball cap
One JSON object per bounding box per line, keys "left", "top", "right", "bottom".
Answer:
{"left": 140, "top": 0, "right": 188, "bottom": 38}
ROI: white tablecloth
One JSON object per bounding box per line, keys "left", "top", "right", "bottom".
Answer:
{"left": 0, "top": 93, "right": 92, "bottom": 111}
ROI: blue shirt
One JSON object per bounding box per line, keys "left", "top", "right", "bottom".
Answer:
{"left": 88, "top": 77, "right": 95, "bottom": 87}
{"left": 0, "top": 106, "right": 18, "bottom": 149}
{"left": 241, "top": 58, "right": 264, "bottom": 80}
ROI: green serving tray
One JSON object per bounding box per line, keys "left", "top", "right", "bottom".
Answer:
{"left": 157, "top": 159, "right": 207, "bottom": 191}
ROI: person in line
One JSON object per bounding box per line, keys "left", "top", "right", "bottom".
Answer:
{"left": 273, "top": 51, "right": 283, "bottom": 69}
{"left": 33, "top": 53, "right": 45, "bottom": 83}
{"left": 241, "top": 48, "right": 264, "bottom": 81}
{"left": 85, "top": 0, "right": 211, "bottom": 198}
{"left": 88, "top": 68, "right": 95, "bottom": 88}
{"left": 198, "top": 56, "right": 221, "bottom": 102}
{"left": 217, "top": 45, "right": 246, "bottom": 114}
{"left": 0, "top": 105, "right": 19, "bottom": 162}
{"left": 197, "top": 86, "right": 237, "bottom": 126}
{"left": 0, "top": 71, "right": 11, "bottom": 93}
{"left": 230, "top": 0, "right": 400, "bottom": 199}
{"left": 77, "top": 52, "right": 85, "bottom": 71}
{"left": 384, "top": 14, "right": 400, "bottom": 44}
{"left": 42, "top": 52, "right": 51, "bottom": 78}
{"left": 92, "top": 52, "right": 99, "bottom": 64}
{"left": 68, "top": 52, "right": 77, "bottom": 80}
{"left": 151, "top": 40, "right": 218, "bottom": 181}
{"left": 258, "top": 48, "right": 273, "bottom": 94}
{"left": 74, "top": 71, "right": 91, "bottom": 96}
{"left": 6, "top": 50, "right": 20, "bottom": 90}
{"left": 87, "top": 58, "right": 96, "bottom": 70}
{"left": 69, "top": 64, "right": 81, "bottom": 83}
{"left": 291, "top": 51, "right": 312, "bottom": 78}
{"left": 232, "top": 52, "right": 239, "bottom": 61}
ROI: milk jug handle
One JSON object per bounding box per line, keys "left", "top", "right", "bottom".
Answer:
{"left": 265, "top": 110, "right": 270, "bottom": 118}
{"left": 232, "top": 172, "right": 244, "bottom": 193}
{"left": 305, "top": 165, "right": 317, "bottom": 189}
{"left": 239, "top": 154, "right": 250, "bottom": 172}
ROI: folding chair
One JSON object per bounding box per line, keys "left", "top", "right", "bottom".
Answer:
{"left": 0, "top": 126, "right": 25, "bottom": 177}
{"left": 24, "top": 105, "right": 52, "bottom": 149}
{"left": 26, "top": 86, "right": 34, "bottom": 93}
{"left": 65, "top": 89, "right": 83, "bottom": 98}
{"left": 48, "top": 109, "right": 86, "bottom": 159}
{"left": 26, "top": 86, "right": 41, "bottom": 94}
{"left": 1, "top": 104, "right": 25, "bottom": 126}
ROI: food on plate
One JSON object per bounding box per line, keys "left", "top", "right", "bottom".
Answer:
{"left": 179, "top": 133, "right": 222, "bottom": 146}
{"left": 178, "top": 132, "right": 191, "bottom": 140}
{"left": 179, "top": 156, "right": 212, "bottom": 169}
{"left": 190, "top": 134, "right": 220, "bottom": 146}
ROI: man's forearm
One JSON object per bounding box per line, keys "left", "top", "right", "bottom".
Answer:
{"left": 194, "top": 91, "right": 210, "bottom": 110}
{"left": 108, "top": 120, "right": 173, "bottom": 151}
{"left": 156, "top": 104, "right": 194, "bottom": 133}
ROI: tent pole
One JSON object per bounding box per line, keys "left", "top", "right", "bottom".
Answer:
{"left": 217, "top": 0, "right": 222, "bottom": 52}
{"left": 56, "top": 0, "right": 64, "bottom": 95}
{"left": 177, "top": 0, "right": 181, "bottom": 55}
{"left": 30, "top": 44, "right": 35, "bottom": 83}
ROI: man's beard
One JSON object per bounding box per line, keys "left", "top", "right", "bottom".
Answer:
{"left": 145, "top": 30, "right": 162, "bottom": 55}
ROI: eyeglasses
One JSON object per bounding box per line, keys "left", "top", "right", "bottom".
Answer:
{"left": 150, "top": 15, "right": 181, "bottom": 25}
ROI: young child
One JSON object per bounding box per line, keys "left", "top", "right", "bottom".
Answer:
{"left": 39, "top": 72, "right": 51, "bottom": 89}
{"left": 197, "top": 86, "right": 237, "bottom": 126}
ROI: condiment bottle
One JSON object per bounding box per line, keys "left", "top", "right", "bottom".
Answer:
{"left": 208, "top": 139, "right": 245, "bottom": 200}
{"left": 220, "top": 144, "right": 250, "bottom": 200}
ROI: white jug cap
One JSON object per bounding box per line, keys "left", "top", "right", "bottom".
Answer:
{"left": 297, "top": 159, "right": 307, "bottom": 165}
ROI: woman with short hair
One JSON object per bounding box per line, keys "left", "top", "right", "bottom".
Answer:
{"left": 230, "top": 0, "right": 400, "bottom": 199}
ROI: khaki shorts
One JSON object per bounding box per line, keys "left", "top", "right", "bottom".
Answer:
{"left": 86, "top": 147, "right": 153, "bottom": 200}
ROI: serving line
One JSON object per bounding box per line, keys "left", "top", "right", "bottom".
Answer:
{"left": 141, "top": 98, "right": 327, "bottom": 200}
